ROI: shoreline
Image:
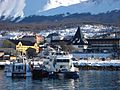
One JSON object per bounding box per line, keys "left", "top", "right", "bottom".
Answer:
{"left": 75, "top": 66, "right": 120, "bottom": 71}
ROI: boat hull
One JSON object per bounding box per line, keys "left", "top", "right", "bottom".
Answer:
{"left": 63, "top": 72, "right": 79, "bottom": 79}
{"left": 32, "top": 69, "right": 49, "bottom": 79}
{"left": 49, "top": 72, "right": 79, "bottom": 79}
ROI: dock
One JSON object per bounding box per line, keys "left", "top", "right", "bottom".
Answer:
{"left": 74, "top": 60, "right": 120, "bottom": 70}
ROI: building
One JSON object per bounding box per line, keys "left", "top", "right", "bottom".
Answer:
{"left": 19, "top": 36, "right": 36, "bottom": 43}
{"left": 36, "top": 34, "right": 44, "bottom": 44}
{"left": 87, "top": 38, "right": 120, "bottom": 52}
{"left": 20, "top": 35, "right": 44, "bottom": 44}
{"left": 49, "top": 27, "right": 120, "bottom": 56}
{"left": 8, "top": 39, "right": 40, "bottom": 55}
{"left": 46, "top": 33, "right": 62, "bottom": 43}
{"left": 69, "top": 26, "right": 88, "bottom": 52}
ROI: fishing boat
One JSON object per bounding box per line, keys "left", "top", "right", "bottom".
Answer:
{"left": 4, "top": 56, "right": 31, "bottom": 78}
{"left": 50, "top": 51, "right": 79, "bottom": 79}
{"left": 31, "top": 47, "right": 79, "bottom": 79}
{"left": 30, "top": 58, "right": 49, "bottom": 79}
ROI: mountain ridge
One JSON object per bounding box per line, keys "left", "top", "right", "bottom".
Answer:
{"left": 0, "top": 0, "right": 120, "bottom": 23}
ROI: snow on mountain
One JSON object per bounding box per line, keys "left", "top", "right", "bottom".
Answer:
{"left": 0, "top": 0, "right": 25, "bottom": 19}
{"left": 42, "top": 0, "right": 88, "bottom": 11}
{"left": 0, "top": 0, "right": 120, "bottom": 20}
{"left": 0, "top": 0, "right": 86, "bottom": 19}
{"left": 38, "top": 0, "right": 120, "bottom": 16}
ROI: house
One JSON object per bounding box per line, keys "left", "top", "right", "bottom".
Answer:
{"left": 19, "top": 35, "right": 44, "bottom": 44}
{"left": 8, "top": 39, "right": 40, "bottom": 55}
{"left": 19, "top": 36, "right": 36, "bottom": 43}
{"left": 36, "top": 34, "right": 44, "bottom": 44}
{"left": 0, "top": 48, "right": 16, "bottom": 56}
{"left": 46, "top": 33, "right": 62, "bottom": 43}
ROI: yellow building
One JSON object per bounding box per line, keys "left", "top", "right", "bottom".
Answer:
{"left": 16, "top": 42, "right": 39, "bottom": 54}
{"left": 8, "top": 39, "right": 40, "bottom": 55}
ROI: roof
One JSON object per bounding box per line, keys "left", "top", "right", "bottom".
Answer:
{"left": 8, "top": 39, "right": 35, "bottom": 46}
{"left": 70, "top": 26, "right": 88, "bottom": 45}
{"left": 20, "top": 36, "right": 36, "bottom": 43}
{"left": 47, "top": 33, "right": 60, "bottom": 38}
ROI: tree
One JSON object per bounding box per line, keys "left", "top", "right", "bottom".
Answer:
{"left": 59, "top": 41, "right": 75, "bottom": 53}
{"left": 2, "top": 40, "right": 15, "bottom": 48}
{"left": 26, "top": 48, "right": 37, "bottom": 58}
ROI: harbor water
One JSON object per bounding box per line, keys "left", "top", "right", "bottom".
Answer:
{"left": 0, "top": 70, "right": 120, "bottom": 90}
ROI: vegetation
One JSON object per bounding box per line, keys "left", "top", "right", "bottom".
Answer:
{"left": 2, "top": 40, "right": 15, "bottom": 48}
{"left": 26, "top": 48, "right": 37, "bottom": 58}
{"left": 59, "top": 41, "right": 75, "bottom": 53}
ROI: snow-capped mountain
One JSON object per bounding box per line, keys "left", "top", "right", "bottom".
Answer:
{"left": 0, "top": 0, "right": 86, "bottom": 19}
{"left": 0, "top": 0, "right": 120, "bottom": 20}
{"left": 42, "top": 0, "right": 87, "bottom": 11}
{"left": 38, "top": 0, "right": 120, "bottom": 16}
{"left": 0, "top": 0, "right": 25, "bottom": 19}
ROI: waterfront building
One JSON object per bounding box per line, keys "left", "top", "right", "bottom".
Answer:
{"left": 8, "top": 39, "right": 40, "bottom": 55}
{"left": 49, "top": 27, "right": 120, "bottom": 59}
{"left": 70, "top": 26, "right": 88, "bottom": 52}
{"left": 87, "top": 38, "right": 120, "bottom": 52}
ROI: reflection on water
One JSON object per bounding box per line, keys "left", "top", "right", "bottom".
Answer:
{"left": 0, "top": 70, "right": 120, "bottom": 90}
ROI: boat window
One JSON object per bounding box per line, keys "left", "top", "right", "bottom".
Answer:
{"left": 56, "top": 52, "right": 67, "bottom": 55}
{"left": 16, "top": 66, "right": 23, "bottom": 70}
{"left": 60, "top": 65, "right": 63, "bottom": 68}
{"left": 51, "top": 52, "right": 54, "bottom": 55}
{"left": 56, "top": 53, "right": 61, "bottom": 55}
{"left": 56, "top": 59, "right": 69, "bottom": 62}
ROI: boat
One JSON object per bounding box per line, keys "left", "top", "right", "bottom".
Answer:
{"left": 50, "top": 51, "right": 79, "bottom": 79}
{"left": 4, "top": 56, "right": 31, "bottom": 78}
{"left": 31, "top": 47, "right": 79, "bottom": 79}
{"left": 30, "top": 58, "right": 49, "bottom": 79}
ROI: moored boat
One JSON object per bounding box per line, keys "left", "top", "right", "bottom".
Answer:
{"left": 31, "top": 47, "right": 79, "bottom": 79}
{"left": 4, "top": 57, "right": 31, "bottom": 78}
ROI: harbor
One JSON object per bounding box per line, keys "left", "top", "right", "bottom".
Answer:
{"left": 0, "top": 70, "right": 120, "bottom": 90}
{"left": 0, "top": 0, "right": 120, "bottom": 89}
{"left": 0, "top": 26, "right": 120, "bottom": 79}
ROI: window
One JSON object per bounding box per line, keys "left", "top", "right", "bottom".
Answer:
{"left": 56, "top": 59, "right": 69, "bottom": 62}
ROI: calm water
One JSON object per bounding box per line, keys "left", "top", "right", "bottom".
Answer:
{"left": 0, "top": 70, "right": 120, "bottom": 90}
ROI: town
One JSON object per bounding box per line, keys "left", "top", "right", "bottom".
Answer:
{"left": 0, "top": 24, "right": 119, "bottom": 79}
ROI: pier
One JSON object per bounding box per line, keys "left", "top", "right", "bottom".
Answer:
{"left": 74, "top": 60, "right": 120, "bottom": 70}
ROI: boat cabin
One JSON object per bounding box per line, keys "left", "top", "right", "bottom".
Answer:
{"left": 13, "top": 63, "right": 26, "bottom": 73}
{"left": 53, "top": 51, "right": 73, "bottom": 72}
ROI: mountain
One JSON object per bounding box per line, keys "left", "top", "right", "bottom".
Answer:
{"left": 0, "top": 0, "right": 25, "bottom": 19}
{"left": 0, "top": 0, "right": 120, "bottom": 21}
{"left": 38, "top": 0, "right": 120, "bottom": 16}
{"left": 21, "top": 10, "right": 120, "bottom": 24}
{"left": 0, "top": 0, "right": 86, "bottom": 19}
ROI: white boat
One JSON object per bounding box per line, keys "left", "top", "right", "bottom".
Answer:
{"left": 49, "top": 51, "right": 79, "bottom": 79}
{"left": 32, "top": 47, "right": 79, "bottom": 79}
{"left": 4, "top": 57, "right": 31, "bottom": 78}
